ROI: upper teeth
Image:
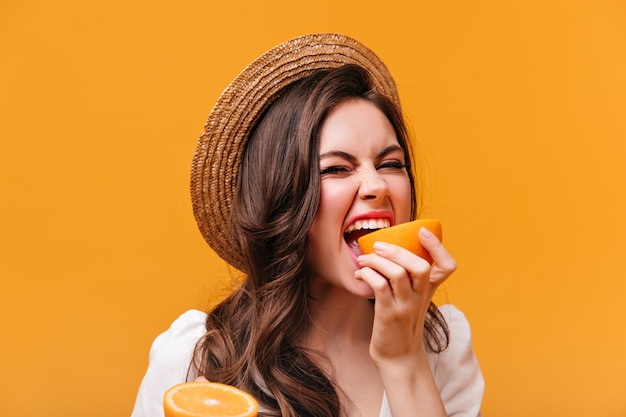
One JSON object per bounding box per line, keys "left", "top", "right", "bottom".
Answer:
{"left": 345, "top": 218, "right": 391, "bottom": 233}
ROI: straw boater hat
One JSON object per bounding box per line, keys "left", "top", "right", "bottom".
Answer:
{"left": 190, "top": 33, "right": 401, "bottom": 270}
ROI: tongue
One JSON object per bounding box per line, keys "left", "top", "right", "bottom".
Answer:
{"left": 345, "top": 229, "right": 374, "bottom": 256}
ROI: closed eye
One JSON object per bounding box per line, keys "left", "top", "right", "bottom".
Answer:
{"left": 377, "top": 161, "right": 408, "bottom": 172}
{"left": 320, "top": 165, "right": 351, "bottom": 176}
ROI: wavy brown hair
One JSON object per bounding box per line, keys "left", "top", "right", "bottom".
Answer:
{"left": 191, "top": 64, "right": 449, "bottom": 416}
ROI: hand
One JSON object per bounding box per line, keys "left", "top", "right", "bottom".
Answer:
{"left": 355, "top": 227, "right": 454, "bottom": 416}
{"left": 354, "top": 227, "right": 457, "bottom": 365}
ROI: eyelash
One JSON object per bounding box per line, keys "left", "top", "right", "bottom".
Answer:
{"left": 320, "top": 166, "right": 349, "bottom": 175}
{"left": 320, "top": 162, "right": 408, "bottom": 176}
{"left": 379, "top": 161, "right": 408, "bottom": 170}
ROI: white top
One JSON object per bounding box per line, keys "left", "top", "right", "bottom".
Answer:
{"left": 131, "top": 304, "right": 484, "bottom": 416}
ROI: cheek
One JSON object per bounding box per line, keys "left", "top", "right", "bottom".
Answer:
{"left": 316, "top": 179, "right": 357, "bottom": 218}
{"left": 309, "top": 183, "right": 343, "bottom": 238}
{"left": 390, "top": 176, "right": 413, "bottom": 222}
{"left": 308, "top": 180, "right": 357, "bottom": 249}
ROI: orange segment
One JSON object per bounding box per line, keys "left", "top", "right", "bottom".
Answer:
{"left": 357, "top": 219, "right": 442, "bottom": 264}
{"left": 164, "top": 382, "right": 258, "bottom": 417}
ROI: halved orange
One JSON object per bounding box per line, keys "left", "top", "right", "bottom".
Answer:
{"left": 164, "top": 382, "right": 258, "bottom": 417}
{"left": 357, "top": 219, "right": 442, "bottom": 264}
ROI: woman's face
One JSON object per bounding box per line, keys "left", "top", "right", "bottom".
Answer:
{"left": 308, "top": 98, "right": 412, "bottom": 298}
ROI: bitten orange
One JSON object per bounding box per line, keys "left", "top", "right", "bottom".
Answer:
{"left": 357, "top": 219, "right": 442, "bottom": 264}
{"left": 164, "top": 382, "right": 258, "bottom": 417}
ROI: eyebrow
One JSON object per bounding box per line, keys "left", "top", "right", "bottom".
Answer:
{"left": 319, "top": 145, "right": 404, "bottom": 162}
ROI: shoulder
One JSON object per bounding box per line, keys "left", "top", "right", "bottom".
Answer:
{"left": 430, "top": 304, "right": 485, "bottom": 417}
{"left": 439, "top": 304, "right": 473, "bottom": 345}
{"left": 131, "top": 309, "right": 208, "bottom": 417}
{"left": 149, "top": 309, "right": 208, "bottom": 359}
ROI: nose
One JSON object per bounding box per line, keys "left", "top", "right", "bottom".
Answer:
{"left": 358, "top": 167, "right": 390, "bottom": 201}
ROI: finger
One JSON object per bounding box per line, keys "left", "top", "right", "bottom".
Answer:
{"left": 358, "top": 249, "right": 413, "bottom": 298}
{"left": 361, "top": 242, "right": 432, "bottom": 292}
{"left": 418, "top": 227, "right": 457, "bottom": 283}
{"left": 355, "top": 266, "right": 395, "bottom": 307}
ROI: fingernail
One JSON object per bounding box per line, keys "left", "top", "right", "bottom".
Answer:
{"left": 373, "top": 241, "right": 388, "bottom": 251}
{"left": 419, "top": 227, "right": 434, "bottom": 238}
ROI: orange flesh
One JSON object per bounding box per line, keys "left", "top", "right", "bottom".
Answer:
{"left": 164, "top": 382, "right": 258, "bottom": 417}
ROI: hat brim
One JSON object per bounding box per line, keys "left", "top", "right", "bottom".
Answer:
{"left": 190, "top": 33, "right": 400, "bottom": 270}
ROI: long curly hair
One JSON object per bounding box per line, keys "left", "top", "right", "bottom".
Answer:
{"left": 190, "top": 64, "right": 449, "bottom": 417}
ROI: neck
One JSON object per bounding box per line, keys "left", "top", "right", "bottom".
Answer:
{"left": 303, "top": 284, "right": 375, "bottom": 351}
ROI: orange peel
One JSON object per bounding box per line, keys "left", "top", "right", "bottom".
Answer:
{"left": 357, "top": 219, "right": 442, "bottom": 264}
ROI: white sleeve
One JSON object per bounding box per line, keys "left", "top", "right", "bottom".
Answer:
{"left": 432, "top": 304, "right": 484, "bottom": 417}
{"left": 130, "top": 309, "right": 208, "bottom": 417}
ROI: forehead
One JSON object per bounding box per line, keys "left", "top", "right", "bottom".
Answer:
{"left": 318, "top": 99, "right": 400, "bottom": 154}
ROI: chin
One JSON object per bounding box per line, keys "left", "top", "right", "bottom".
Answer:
{"left": 350, "top": 282, "right": 376, "bottom": 299}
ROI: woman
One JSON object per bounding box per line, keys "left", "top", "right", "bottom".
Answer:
{"left": 132, "top": 33, "right": 483, "bottom": 417}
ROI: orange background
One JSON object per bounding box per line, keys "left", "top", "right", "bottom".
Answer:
{"left": 1, "top": 1, "right": 625, "bottom": 416}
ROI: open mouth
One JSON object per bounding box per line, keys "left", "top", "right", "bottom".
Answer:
{"left": 344, "top": 218, "right": 391, "bottom": 256}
